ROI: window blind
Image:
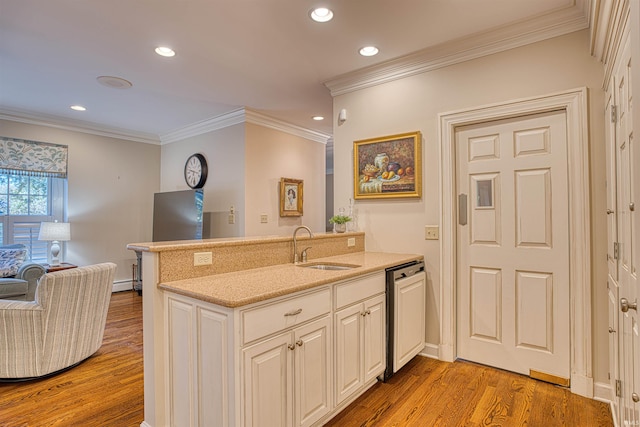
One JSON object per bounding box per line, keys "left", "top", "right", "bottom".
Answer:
{"left": 0, "top": 137, "right": 68, "bottom": 178}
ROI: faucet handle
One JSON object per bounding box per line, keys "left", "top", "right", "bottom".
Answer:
{"left": 301, "top": 247, "right": 311, "bottom": 262}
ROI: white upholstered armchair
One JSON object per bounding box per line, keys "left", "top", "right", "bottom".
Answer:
{"left": 0, "top": 263, "right": 117, "bottom": 379}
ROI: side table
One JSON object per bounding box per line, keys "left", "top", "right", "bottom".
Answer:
{"left": 42, "top": 263, "right": 78, "bottom": 273}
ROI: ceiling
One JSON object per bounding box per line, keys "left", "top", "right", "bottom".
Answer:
{"left": 0, "top": 0, "right": 591, "bottom": 143}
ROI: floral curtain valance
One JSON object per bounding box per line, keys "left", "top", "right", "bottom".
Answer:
{"left": 0, "top": 137, "right": 68, "bottom": 178}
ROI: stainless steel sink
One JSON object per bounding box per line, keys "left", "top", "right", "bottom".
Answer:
{"left": 297, "top": 262, "right": 360, "bottom": 270}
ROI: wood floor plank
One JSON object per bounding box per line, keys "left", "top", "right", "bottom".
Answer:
{"left": 0, "top": 291, "right": 614, "bottom": 427}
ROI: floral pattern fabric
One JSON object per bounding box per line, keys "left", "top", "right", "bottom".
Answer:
{"left": 0, "top": 137, "right": 68, "bottom": 178}
{"left": 0, "top": 248, "right": 28, "bottom": 278}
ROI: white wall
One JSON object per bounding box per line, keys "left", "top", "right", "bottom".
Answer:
{"left": 161, "top": 122, "right": 326, "bottom": 237}
{"left": 332, "top": 30, "right": 609, "bottom": 384}
{"left": 244, "top": 123, "right": 326, "bottom": 235}
{"left": 0, "top": 119, "right": 160, "bottom": 283}
{"left": 160, "top": 124, "right": 246, "bottom": 238}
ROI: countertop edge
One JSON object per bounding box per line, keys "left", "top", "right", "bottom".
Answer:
{"left": 158, "top": 252, "right": 423, "bottom": 308}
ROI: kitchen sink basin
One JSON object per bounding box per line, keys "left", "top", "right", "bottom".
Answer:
{"left": 297, "top": 262, "right": 360, "bottom": 271}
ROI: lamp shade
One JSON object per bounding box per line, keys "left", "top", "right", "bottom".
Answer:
{"left": 38, "top": 222, "right": 71, "bottom": 242}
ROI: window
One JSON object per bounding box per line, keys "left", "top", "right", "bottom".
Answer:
{"left": 0, "top": 173, "right": 66, "bottom": 263}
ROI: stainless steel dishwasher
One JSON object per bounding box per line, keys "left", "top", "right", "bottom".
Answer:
{"left": 381, "top": 260, "right": 426, "bottom": 382}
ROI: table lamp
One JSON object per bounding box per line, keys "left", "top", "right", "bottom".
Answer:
{"left": 38, "top": 221, "right": 71, "bottom": 266}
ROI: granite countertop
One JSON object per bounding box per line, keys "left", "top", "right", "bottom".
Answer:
{"left": 159, "top": 251, "right": 423, "bottom": 308}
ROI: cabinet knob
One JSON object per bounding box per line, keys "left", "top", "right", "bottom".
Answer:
{"left": 288, "top": 344, "right": 295, "bottom": 351}
{"left": 633, "top": 392, "right": 639, "bottom": 403}
{"left": 607, "top": 209, "right": 614, "bottom": 214}
{"left": 296, "top": 340, "right": 303, "bottom": 347}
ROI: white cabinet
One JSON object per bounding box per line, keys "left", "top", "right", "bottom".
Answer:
{"left": 165, "top": 295, "right": 231, "bottom": 427}
{"left": 242, "top": 289, "right": 332, "bottom": 427}
{"left": 394, "top": 271, "right": 426, "bottom": 372}
{"left": 333, "top": 272, "right": 386, "bottom": 407}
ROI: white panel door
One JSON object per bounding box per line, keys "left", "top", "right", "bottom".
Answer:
{"left": 456, "top": 111, "right": 570, "bottom": 380}
{"left": 613, "top": 33, "right": 639, "bottom": 426}
{"left": 334, "top": 304, "right": 363, "bottom": 406}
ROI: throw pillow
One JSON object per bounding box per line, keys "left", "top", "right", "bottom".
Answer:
{"left": 0, "top": 248, "right": 28, "bottom": 278}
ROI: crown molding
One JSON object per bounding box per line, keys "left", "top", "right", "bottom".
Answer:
{"left": 589, "top": 0, "right": 628, "bottom": 86}
{"left": 0, "top": 108, "right": 161, "bottom": 144}
{"left": 244, "top": 109, "right": 331, "bottom": 144}
{"left": 160, "top": 107, "right": 332, "bottom": 145}
{"left": 325, "top": 1, "right": 591, "bottom": 96}
{"left": 159, "top": 108, "right": 247, "bottom": 144}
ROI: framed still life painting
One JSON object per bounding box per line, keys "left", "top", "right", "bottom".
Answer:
{"left": 353, "top": 131, "right": 422, "bottom": 200}
{"left": 280, "top": 177, "right": 303, "bottom": 217}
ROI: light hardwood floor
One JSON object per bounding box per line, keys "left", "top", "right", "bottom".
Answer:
{"left": 0, "top": 291, "right": 613, "bottom": 426}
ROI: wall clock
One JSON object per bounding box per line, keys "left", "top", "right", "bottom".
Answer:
{"left": 184, "top": 153, "right": 208, "bottom": 189}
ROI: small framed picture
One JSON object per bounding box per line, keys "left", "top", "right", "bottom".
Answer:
{"left": 280, "top": 178, "right": 303, "bottom": 217}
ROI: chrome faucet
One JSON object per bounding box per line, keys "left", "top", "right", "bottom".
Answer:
{"left": 293, "top": 225, "right": 314, "bottom": 264}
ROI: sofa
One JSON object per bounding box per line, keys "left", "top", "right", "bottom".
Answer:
{"left": 0, "top": 244, "right": 46, "bottom": 301}
{"left": 0, "top": 262, "right": 117, "bottom": 379}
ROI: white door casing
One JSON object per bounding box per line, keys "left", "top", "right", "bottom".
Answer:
{"left": 439, "top": 88, "right": 593, "bottom": 397}
{"left": 455, "top": 111, "right": 570, "bottom": 380}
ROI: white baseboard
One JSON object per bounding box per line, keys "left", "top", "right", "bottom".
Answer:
{"left": 112, "top": 280, "right": 134, "bottom": 293}
{"left": 593, "top": 381, "right": 613, "bottom": 404}
{"left": 419, "top": 342, "right": 440, "bottom": 359}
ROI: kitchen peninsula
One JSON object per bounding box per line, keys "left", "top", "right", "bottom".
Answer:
{"left": 128, "top": 231, "right": 424, "bottom": 427}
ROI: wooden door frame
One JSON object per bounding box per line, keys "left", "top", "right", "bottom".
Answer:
{"left": 438, "top": 88, "right": 593, "bottom": 398}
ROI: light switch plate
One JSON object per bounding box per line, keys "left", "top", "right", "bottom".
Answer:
{"left": 260, "top": 214, "right": 268, "bottom": 223}
{"left": 347, "top": 237, "right": 356, "bottom": 247}
{"left": 425, "top": 226, "right": 439, "bottom": 240}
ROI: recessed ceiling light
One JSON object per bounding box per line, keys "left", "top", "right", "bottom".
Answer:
{"left": 310, "top": 7, "right": 333, "bottom": 23}
{"left": 70, "top": 105, "right": 86, "bottom": 111}
{"left": 96, "top": 76, "right": 133, "bottom": 89}
{"left": 359, "top": 46, "right": 379, "bottom": 57}
{"left": 312, "top": 116, "right": 324, "bottom": 121}
{"left": 155, "top": 46, "right": 176, "bottom": 57}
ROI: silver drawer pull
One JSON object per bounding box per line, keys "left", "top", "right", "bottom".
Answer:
{"left": 284, "top": 308, "right": 302, "bottom": 317}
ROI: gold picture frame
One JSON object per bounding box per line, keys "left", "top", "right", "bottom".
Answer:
{"left": 280, "top": 177, "right": 304, "bottom": 217}
{"left": 353, "top": 131, "right": 422, "bottom": 199}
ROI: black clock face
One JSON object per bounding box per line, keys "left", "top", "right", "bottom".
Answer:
{"left": 184, "top": 153, "right": 208, "bottom": 188}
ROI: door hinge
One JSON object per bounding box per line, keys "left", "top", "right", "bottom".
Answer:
{"left": 616, "top": 379, "right": 622, "bottom": 397}
{"left": 611, "top": 105, "right": 617, "bottom": 123}
{"left": 613, "top": 242, "right": 620, "bottom": 260}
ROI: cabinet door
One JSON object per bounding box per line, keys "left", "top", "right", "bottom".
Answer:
{"left": 243, "top": 333, "right": 293, "bottom": 427}
{"left": 364, "top": 294, "right": 386, "bottom": 381}
{"left": 394, "top": 272, "right": 426, "bottom": 372}
{"left": 334, "top": 304, "right": 364, "bottom": 406}
{"left": 294, "top": 316, "right": 332, "bottom": 427}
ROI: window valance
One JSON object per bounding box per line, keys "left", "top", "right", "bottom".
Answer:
{"left": 0, "top": 137, "right": 68, "bottom": 178}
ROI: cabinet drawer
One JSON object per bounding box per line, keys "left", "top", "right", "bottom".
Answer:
{"left": 335, "top": 272, "right": 385, "bottom": 310}
{"left": 242, "top": 287, "right": 331, "bottom": 344}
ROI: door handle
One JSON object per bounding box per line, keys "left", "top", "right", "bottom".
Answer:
{"left": 620, "top": 298, "right": 638, "bottom": 312}
{"left": 458, "top": 194, "right": 468, "bottom": 226}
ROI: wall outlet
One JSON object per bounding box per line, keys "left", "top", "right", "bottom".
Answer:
{"left": 347, "top": 237, "right": 356, "bottom": 247}
{"left": 260, "top": 214, "right": 268, "bottom": 223}
{"left": 194, "top": 252, "right": 213, "bottom": 266}
{"left": 425, "top": 226, "right": 439, "bottom": 240}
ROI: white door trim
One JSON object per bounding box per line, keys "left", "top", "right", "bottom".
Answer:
{"left": 438, "top": 88, "right": 593, "bottom": 397}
